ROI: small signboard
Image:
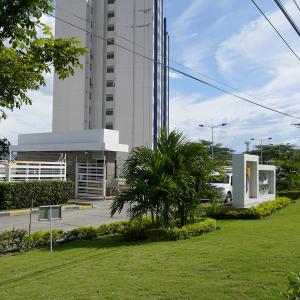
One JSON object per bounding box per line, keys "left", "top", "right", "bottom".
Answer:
{"left": 38, "top": 205, "right": 62, "bottom": 253}
{"left": 38, "top": 205, "right": 62, "bottom": 221}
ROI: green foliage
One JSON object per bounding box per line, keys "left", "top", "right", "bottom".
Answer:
{"left": 63, "top": 221, "right": 129, "bottom": 242}
{"left": 0, "top": 0, "right": 87, "bottom": 118}
{"left": 0, "top": 229, "right": 28, "bottom": 254}
{"left": 124, "top": 218, "right": 217, "bottom": 242}
{"left": 282, "top": 273, "right": 300, "bottom": 299}
{"left": 206, "top": 197, "right": 291, "bottom": 219}
{"left": 28, "top": 230, "right": 63, "bottom": 248}
{"left": 197, "top": 140, "right": 234, "bottom": 165}
{"left": 248, "top": 144, "right": 300, "bottom": 191}
{"left": 111, "top": 130, "right": 216, "bottom": 227}
{"left": 277, "top": 191, "right": 300, "bottom": 201}
{"left": 0, "top": 137, "right": 10, "bottom": 160}
{"left": 0, "top": 180, "right": 74, "bottom": 210}
{"left": 0, "top": 221, "right": 129, "bottom": 255}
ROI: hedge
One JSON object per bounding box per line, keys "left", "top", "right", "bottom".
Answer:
{"left": 124, "top": 218, "right": 217, "bottom": 242}
{"left": 206, "top": 197, "right": 291, "bottom": 219}
{"left": 0, "top": 219, "right": 218, "bottom": 255}
{"left": 0, "top": 221, "right": 129, "bottom": 255}
{"left": 277, "top": 190, "right": 300, "bottom": 200}
{"left": 0, "top": 180, "right": 74, "bottom": 210}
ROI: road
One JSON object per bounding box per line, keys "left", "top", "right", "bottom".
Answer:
{"left": 0, "top": 200, "right": 128, "bottom": 232}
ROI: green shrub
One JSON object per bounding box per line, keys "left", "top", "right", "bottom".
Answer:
{"left": 282, "top": 272, "right": 300, "bottom": 299}
{"left": 0, "top": 180, "right": 74, "bottom": 210}
{"left": 206, "top": 197, "right": 291, "bottom": 219}
{"left": 28, "top": 230, "right": 64, "bottom": 248}
{"left": 124, "top": 218, "right": 217, "bottom": 242}
{"left": 0, "top": 229, "right": 28, "bottom": 254}
{"left": 64, "top": 221, "right": 130, "bottom": 241}
{"left": 277, "top": 190, "right": 300, "bottom": 201}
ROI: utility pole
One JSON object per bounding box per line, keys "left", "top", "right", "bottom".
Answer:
{"left": 250, "top": 137, "right": 272, "bottom": 163}
{"left": 199, "top": 123, "right": 228, "bottom": 160}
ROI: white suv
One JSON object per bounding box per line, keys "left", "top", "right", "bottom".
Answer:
{"left": 210, "top": 172, "right": 233, "bottom": 203}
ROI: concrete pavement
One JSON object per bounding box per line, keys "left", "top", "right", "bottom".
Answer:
{"left": 0, "top": 200, "right": 128, "bottom": 232}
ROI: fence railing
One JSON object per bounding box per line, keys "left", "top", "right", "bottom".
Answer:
{"left": 76, "top": 162, "right": 106, "bottom": 200}
{"left": 0, "top": 160, "right": 66, "bottom": 182}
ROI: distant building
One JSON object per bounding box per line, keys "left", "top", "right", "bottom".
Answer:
{"left": 53, "top": 0, "right": 170, "bottom": 150}
{"left": 11, "top": 0, "right": 170, "bottom": 199}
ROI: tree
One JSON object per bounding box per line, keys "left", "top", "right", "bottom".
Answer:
{"left": 0, "top": 137, "right": 10, "bottom": 160}
{"left": 0, "top": 0, "right": 87, "bottom": 118}
{"left": 111, "top": 130, "right": 215, "bottom": 227}
{"left": 249, "top": 144, "right": 300, "bottom": 191}
{"left": 197, "top": 140, "right": 234, "bottom": 165}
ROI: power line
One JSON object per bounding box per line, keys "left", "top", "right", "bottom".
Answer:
{"left": 273, "top": 0, "right": 300, "bottom": 37}
{"left": 54, "top": 4, "right": 275, "bottom": 103}
{"left": 292, "top": 0, "right": 300, "bottom": 13}
{"left": 250, "top": 0, "right": 300, "bottom": 62}
{"left": 46, "top": 12, "right": 300, "bottom": 120}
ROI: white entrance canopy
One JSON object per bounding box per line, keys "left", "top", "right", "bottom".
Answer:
{"left": 11, "top": 129, "right": 129, "bottom": 153}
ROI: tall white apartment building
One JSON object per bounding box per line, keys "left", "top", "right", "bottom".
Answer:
{"left": 53, "top": 0, "right": 169, "bottom": 150}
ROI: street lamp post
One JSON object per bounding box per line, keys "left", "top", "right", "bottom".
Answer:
{"left": 199, "top": 123, "right": 227, "bottom": 160}
{"left": 250, "top": 137, "right": 272, "bottom": 163}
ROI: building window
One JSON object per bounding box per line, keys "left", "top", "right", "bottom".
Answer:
{"left": 106, "top": 123, "right": 113, "bottom": 129}
{"left": 106, "top": 80, "right": 114, "bottom": 87}
{"left": 107, "top": 25, "right": 114, "bottom": 32}
{"left": 108, "top": 0, "right": 115, "bottom": 4}
{"left": 107, "top": 66, "right": 114, "bottom": 73}
{"left": 107, "top": 52, "right": 114, "bottom": 59}
{"left": 108, "top": 11, "right": 115, "bottom": 18}
{"left": 106, "top": 108, "right": 113, "bottom": 116}
{"left": 106, "top": 94, "right": 114, "bottom": 101}
{"left": 107, "top": 38, "right": 114, "bottom": 45}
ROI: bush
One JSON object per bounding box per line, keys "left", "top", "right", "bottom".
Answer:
{"left": 206, "top": 197, "right": 291, "bottom": 220}
{"left": 0, "top": 180, "right": 74, "bottom": 210}
{"left": 282, "top": 272, "right": 300, "bottom": 299}
{"left": 28, "top": 230, "right": 64, "bottom": 248}
{"left": 277, "top": 190, "right": 300, "bottom": 201}
{"left": 124, "top": 218, "right": 217, "bottom": 242}
{"left": 64, "top": 221, "right": 129, "bottom": 241}
{"left": 0, "top": 229, "right": 28, "bottom": 254}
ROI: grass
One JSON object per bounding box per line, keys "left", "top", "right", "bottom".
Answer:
{"left": 1, "top": 202, "right": 300, "bottom": 299}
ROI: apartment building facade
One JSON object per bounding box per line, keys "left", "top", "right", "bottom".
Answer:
{"left": 53, "top": 0, "right": 169, "bottom": 150}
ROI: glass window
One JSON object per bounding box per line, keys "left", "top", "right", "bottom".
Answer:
{"left": 106, "top": 109, "right": 113, "bottom": 116}
{"left": 107, "top": 25, "right": 114, "bottom": 32}
{"left": 106, "top": 95, "right": 114, "bottom": 101}
{"left": 108, "top": 0, "right": 115, "bottom": 4}
{"left": 106, "top": 81, "right": 114, "bottom": 87}
{"left": 107, "top": 38, "right": 114, "bottom": 45}
{"left": 108, "top": 11, "right": 115, "bottom": 18}
{"left": 107, "top": 66, "right": 114, "bottom": 73}
{"left": 107, "top": 52, "right": 114, "bottom": 59}
{"left": 106, "top": 123, "right": 113, "bottom": 129}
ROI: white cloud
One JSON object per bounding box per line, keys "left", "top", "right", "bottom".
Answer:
{"left": 0, "top": 90, "right": 53, "bottom": 144}
{"left": 170, "top": 1, "right": 300, "bottom": 151}
{"left": 169, "top": 71, "right": 183, "bottom": 79}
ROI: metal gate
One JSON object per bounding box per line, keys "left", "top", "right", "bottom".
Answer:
{"left": 75, "top": 162, "right": 106, "bottom": 200}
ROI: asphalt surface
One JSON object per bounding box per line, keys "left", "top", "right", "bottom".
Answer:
{"left": 0, "top": 200, "right": 128, "bottom": 232}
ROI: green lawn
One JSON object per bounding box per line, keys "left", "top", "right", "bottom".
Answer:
{"left": 1, "top": 202, "right": 300, "bottom": 300}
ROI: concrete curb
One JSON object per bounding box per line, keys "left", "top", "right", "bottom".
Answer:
{"left": 0, "top": 204, "right": 93, "bottom": 218}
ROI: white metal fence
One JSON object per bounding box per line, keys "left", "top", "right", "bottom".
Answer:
{"left": 0, "top": 163, "right": 5, "bottom": 182}
{"left": 76, "top": 162, "right": 106, "bottom": 200}
{"left": 0, "top": 161, "right": 66, "bottom": 182}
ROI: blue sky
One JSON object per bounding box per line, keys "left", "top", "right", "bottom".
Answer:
{"left": 2, "top": 0, "right": 300, "bottom": 152}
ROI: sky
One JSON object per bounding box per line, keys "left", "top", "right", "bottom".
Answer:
{"left": 2, "top": 0, "right": 300, "bottom": 152}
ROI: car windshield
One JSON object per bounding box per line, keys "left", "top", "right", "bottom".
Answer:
{"left": 211, "top": 174, "right": 230, "bottom": 184}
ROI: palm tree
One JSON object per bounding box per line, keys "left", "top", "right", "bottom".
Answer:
{"left": 111, "top": 130, "right": 215, "bottom": 227}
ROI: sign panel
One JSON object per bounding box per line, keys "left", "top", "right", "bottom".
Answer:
{"left": 38, "top": 205, "right": 62, "bottom": 221}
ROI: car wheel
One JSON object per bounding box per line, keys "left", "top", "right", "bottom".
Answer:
{"left": 225, "top": 192, "right": 232, "bottom": 203}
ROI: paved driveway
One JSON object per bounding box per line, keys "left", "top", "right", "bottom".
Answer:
{"left": 0, "top": 200, "right": 128, "bottom": 232}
